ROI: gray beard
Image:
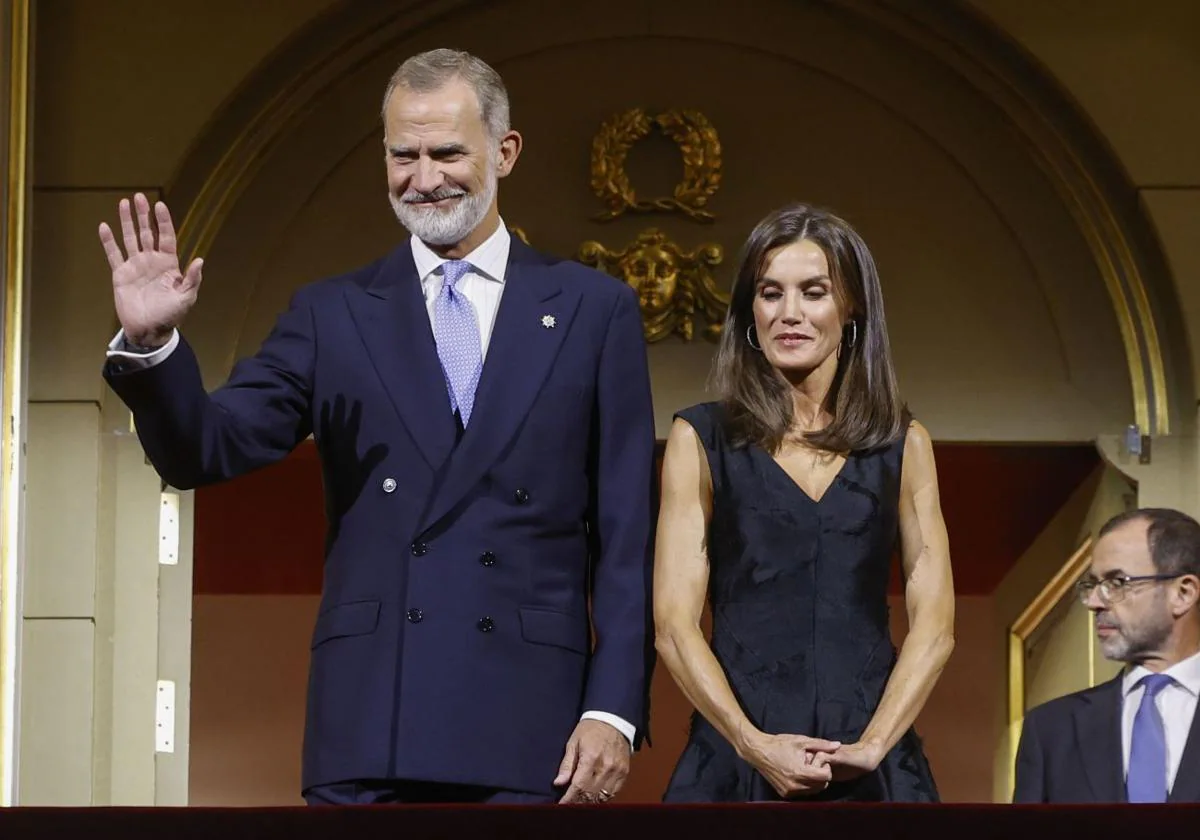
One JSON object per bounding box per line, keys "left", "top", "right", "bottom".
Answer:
{"left": 390, "top": 171, "right": 497, "bottom": 247}
{"left": 1099, "top": 603, "right": 1173, "bottom": 663}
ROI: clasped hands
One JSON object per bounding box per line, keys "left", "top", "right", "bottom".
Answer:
{"left": 741, "top": 731, "right": 883, "bottom": 799}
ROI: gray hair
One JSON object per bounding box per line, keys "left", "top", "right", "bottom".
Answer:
{"left": 380, "top": 48, "right": 510, "bottom": 140}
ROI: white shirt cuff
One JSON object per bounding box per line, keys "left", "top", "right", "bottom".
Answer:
{"left": 580, "top": 710, "right": 636, "bottom": 750}
{"left": 106, "top": 328, "right": 180, "bottom": 370}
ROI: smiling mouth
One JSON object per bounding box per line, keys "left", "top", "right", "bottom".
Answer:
{"left": 405, "top": 193, "right": 465, "bottom": 207}
{"left": 775, "top": 333, "right": 813, "bottom": 344}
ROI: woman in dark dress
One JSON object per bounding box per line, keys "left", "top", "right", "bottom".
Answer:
{"left": 655, "top": 203, "right": 954, "bottom": 802}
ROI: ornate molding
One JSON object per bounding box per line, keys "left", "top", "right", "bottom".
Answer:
{"left": 579, "top": 230, "right": 727, "bottom": 343}
{"left": 589, "top": 108, "right": 722, "bottom": 223}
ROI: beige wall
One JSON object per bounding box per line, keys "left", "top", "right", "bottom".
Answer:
{"left": 182, "top": 0, "right": 1142, "bottom": 443}
{"left": 20, "top": 0, "right": 340, "bottom": 805}
{"left": 13, "top": 0, "right": 1200, "bottom": 804}
{"left": 970, "top": 0, "right": 1200, "bottom": 469}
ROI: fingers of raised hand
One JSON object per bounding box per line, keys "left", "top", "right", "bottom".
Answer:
{"left": 180, "top": 258, "right": 204, "bottom": 294}
{"left": 98, "top": 222, "right": 125, "bottom": 272}
{"left": 111, "top": 193, "right": 172, "bottom": 260}
{"left": 155, "top": 201, "right": 178, "bottom": 255}
{"left": 118, "top": 198, "right": 139, "bottom": 256}
{"left": 135, "top": 193, "right": 155, "bottom": 251}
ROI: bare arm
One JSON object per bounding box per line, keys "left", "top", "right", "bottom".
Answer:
{"left": 829, "top": 420, "right": 955, "bottom": 773}
{"left": 653, "top": 418, "right": 754, "bottom": 750}
{"left": 654, "top": 417, "right": 837, "bottom": 797}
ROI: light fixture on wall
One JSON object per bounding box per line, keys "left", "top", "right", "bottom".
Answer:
{"left": 1120, "top": 423, "right": 1151, "bottom": 465}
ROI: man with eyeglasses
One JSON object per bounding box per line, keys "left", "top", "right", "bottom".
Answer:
{"left": 1013, "top": 508, "right": 1200, "bottom": 803}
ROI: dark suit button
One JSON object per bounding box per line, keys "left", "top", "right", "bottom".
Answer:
{"left": 411, "top": 541, "right": 428, "bottom": 556}
{"left": 480, "top": 551, "right": 497, "bottom": 567}
{"left": 407, "top": 608, "right": 423, "bottom": 623}
{"left": 477, "top": 616, "right": 495, "bottom": 633}
{"left": 514, "top": 488, "right": 529, "bottom": 504}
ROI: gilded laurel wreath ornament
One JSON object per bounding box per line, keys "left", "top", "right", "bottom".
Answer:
{"left": 589, "top": 108, "right": 722, "bottom": 223}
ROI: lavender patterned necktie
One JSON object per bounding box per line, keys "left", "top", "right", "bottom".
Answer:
{"left": 432, "top": 259, "right": 482, "bottom": 426}
{"left": 1127, "top": 672, "right": 1174, "bottom": 803}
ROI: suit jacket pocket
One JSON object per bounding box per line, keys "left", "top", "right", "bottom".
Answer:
{"left": 519, "top": 606, "right": 589, "bottom": 655}
{"left": 310, "top": 599, "right": 381, "bottom": 650}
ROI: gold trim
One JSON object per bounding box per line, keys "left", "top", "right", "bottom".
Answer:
{"left": 1005, "top": 536, "right": 1094, "bottom": 799}
{"left": 589, "top": 108, "right": 722, "bottom": 223}
{"left": 578, "top": 229, "right": 727, "bottom": 342}
{"left": 1027, "top": 145, "right": 1162, "bottom": 436}
{"left": 1, "top": 0, "right": 32, "bottom": 806}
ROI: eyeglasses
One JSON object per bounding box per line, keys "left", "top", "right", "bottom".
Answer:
{"left": 1075, "top": 573, "right": 1185, "bottom": 605}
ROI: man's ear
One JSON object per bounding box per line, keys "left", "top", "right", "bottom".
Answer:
{"left": 1173, "top": 574, "right": 1200, "bottom": 617}
{"left": 496, "top": 130, "right": 523, "bottom": 179}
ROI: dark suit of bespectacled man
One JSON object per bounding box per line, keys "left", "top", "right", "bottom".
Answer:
{"left": 1014, "top": 508, "right": 1200, "bottom": 804}
{"left": 97, "top": 48, "right": 656, "bottom": 805}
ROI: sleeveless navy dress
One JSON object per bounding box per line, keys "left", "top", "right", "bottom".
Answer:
{"left": 662, "top": 402, "right": 939, "bottom": 803}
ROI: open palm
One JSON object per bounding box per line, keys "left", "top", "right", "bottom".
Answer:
{"left": 98, "top": 192, "right": 203, "bottom": 346}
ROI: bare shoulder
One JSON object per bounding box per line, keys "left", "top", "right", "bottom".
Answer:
{"left": 905, "top": 418, "right": 933, "bottom": 450}
{"left": 902, "top": 419, "right": 938, "bottom": 487}
{"left": 664, "top": 415, "right": 704, "bottom": 464}
{"left": 662, "top": 415, "right": 712, "bottom": 496}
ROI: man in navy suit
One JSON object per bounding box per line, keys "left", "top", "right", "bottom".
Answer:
{"left": 1013, "top": 508, "right": 1200, "bottom": 803}
{"left": 98, "top": 48, "right": 655, "bottom": 805}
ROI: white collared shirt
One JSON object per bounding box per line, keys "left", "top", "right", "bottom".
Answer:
{"left": 1121, "top": 648, "right": 1200, "bottom": 792}
{"left": 410, "top": 218, "right": 510, "bottom": 359}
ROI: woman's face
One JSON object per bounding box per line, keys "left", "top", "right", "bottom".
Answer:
{"left": 751, "top": 238, "right": 846, "bottom": 376}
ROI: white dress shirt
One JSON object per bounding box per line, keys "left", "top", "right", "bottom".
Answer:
{"left": 410, "top": 218, "right": 508, "bottom": 359}
{"left": 106, "top": 220, "right": 637, "bottom": 748}
{"left": 1121, "top": 649, "right": 1200, "bottom": 793}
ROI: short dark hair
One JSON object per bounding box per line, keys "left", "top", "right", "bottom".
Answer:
{"left": 711, "top": 202, "right": 905, "bottom": 454}
{"left": 1099, "top": 507, "right": 1200, "bottom": 578}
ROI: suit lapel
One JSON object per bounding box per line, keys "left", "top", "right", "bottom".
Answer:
{"left": 1075, "top": 676, "right": 1127, "bottom": 802}
{"left": 345, "top": 244, "right": 456, "bottom": 472}
{"left": 1168, "top": 695, "right": 1200, "bottom": 802}
{"left": 418, "top": 242, "right": 580, "bottom": 533}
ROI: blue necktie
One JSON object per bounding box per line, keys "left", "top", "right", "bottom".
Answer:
{"left": 1127, "top": 672, "right": 1174, "bottom": 803}
{"left": 432, "top": 260, "right": 482, "bottom": 427}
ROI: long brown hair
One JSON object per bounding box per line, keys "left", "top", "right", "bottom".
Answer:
{"left": 712, "top": 203, "right": 906, "bottom": 454}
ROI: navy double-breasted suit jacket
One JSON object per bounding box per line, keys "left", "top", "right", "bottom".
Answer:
{"left": 104, "top": 237, "right": 657, "bottom": 796}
